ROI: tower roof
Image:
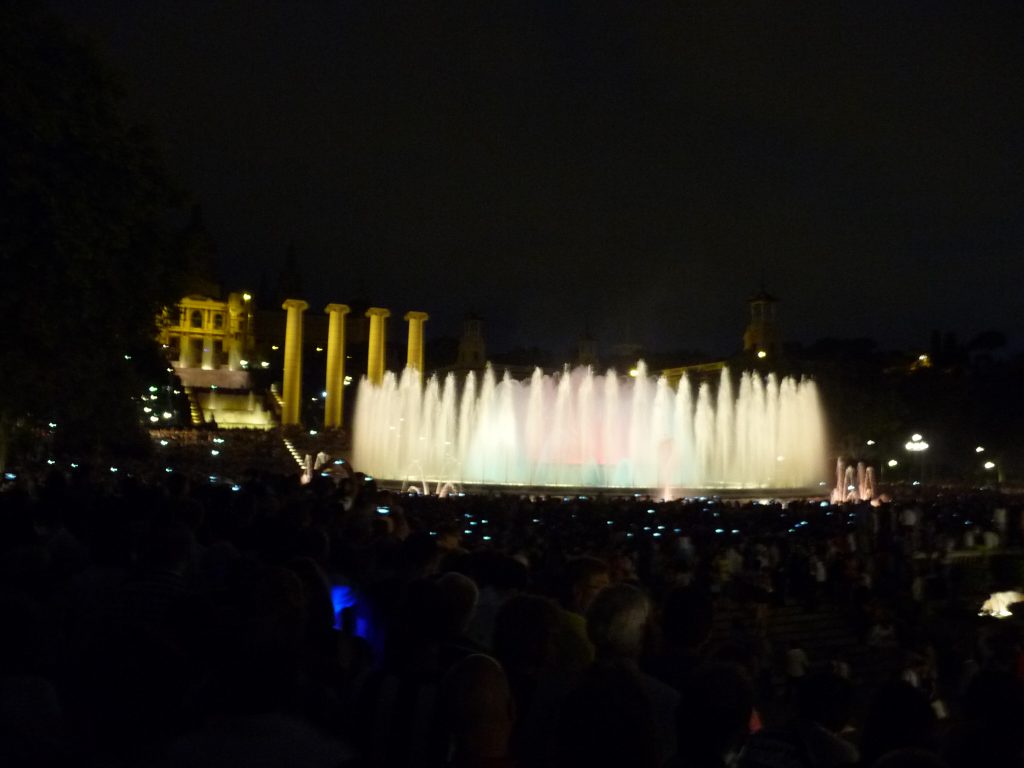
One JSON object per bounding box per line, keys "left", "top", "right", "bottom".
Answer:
{"left": 747, "top": 289, "right": 778, "bottom": 303}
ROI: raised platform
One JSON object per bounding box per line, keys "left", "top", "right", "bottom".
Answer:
{"left": 173, "top": 366, "right": 253, "bottom": 389}
{"left": 372, "top": 477, "right": 829, "bottom": 502}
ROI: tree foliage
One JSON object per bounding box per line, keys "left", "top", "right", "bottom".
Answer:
{"left": 0, "top": 4, "right": 187, "bottom": 459}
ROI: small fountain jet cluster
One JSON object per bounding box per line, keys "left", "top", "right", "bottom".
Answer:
{"left": 830, "top": 458, "right": 877, "bottom": 504}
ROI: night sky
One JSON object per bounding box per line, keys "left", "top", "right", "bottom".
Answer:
{"left": 50, "top": 1, "right": 1024, "bottom": 358}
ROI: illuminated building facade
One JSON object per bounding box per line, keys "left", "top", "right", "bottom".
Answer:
{"left": 160, "top": 292, "right": 256, "bottom": 375}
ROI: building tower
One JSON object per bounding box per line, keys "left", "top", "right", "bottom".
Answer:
{"left": 743, "top": 290, "right": 781, "bottom": 358}
{"left": 577, "top": 332, "right": 598, "bottom": 368}
{"left": 456, "top": 314, "right": 486, "bottom": 369}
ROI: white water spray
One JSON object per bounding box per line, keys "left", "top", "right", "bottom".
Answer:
{"left": 352, "top": 363, "right": 827, "bottom": 491}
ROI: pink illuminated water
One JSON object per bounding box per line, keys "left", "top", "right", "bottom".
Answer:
{"left": 352, "top": 363, "right": 827, "bottom": 492}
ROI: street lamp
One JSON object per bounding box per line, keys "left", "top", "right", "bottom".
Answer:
{"left": 905, "top": 434, "right": 929, "bottom": 484}
{"left": 983, "top": 460, "right": 1004, "bottom": 486}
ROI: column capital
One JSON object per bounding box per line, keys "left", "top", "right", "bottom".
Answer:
{"left": 282, "top": 299, "right": 309, "bottom": 312}
{"left": 366, "top": 307, "right": 391, "bottom": 319}
{"left": 324, "top": 303, "right": 351, "bottom": 316}
{"left": 403, "top": 310, "right": 429, "bottom": 322}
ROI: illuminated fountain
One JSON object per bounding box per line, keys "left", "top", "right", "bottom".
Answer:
{"left": 830, "top": 459, "right": 877, "bottom": 503}
{"left": 979, "top": 591, "right": 1024, "bottom": 619}
{"left": 352, "top": 363, "right": 827, "bottom": 493}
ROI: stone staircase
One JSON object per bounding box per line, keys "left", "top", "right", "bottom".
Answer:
{"left": 184, "top": 387, "right": 204, "bottom": 426}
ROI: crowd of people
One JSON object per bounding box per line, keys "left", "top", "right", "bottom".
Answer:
{"left": 0, "top": 452, "right": 1022, "bottom": 767}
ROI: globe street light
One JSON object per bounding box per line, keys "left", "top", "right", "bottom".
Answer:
{"left": 983, "top": 459, "right": 1004, "bottom": 486}
{"left": 905, "top": 434, "right": 929, "bottom": 483}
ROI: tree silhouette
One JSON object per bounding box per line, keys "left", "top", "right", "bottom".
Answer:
{"left": 0, "top": 4, "right": 187, "bottom": 465}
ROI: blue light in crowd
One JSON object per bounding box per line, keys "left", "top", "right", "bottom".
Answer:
{"left": 483, "top": 535, "right": 492, "bottom": 541}
{"left": 165, "top": 467, "right": 173, "bottom": 473}
{"left": 714, "top": 528, "right": 725, "bottom": 534}
{"left": 647, "top": 509, "right": 655, "bottom": 514}
{"left": 820, "top": 501, "right": 829, "bottom": 507}
{"left": 607, "top": 520, "right": 614, "bottom": 525}
{"left": 653, "top": 532, "right": 662, "bottom": 538}
{"left": 330, "top": 585, "right": 358, "bottom": 631}
{"left": 464, "top": 529, "right": 472, "bottom": 535}
{"left": 231, "top": 484, "right": 241, "bottom": 492}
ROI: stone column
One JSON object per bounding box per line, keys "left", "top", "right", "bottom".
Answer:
{"left": 201, "top": 335, "right": 214, "bottom": 370}
{"left": 324, "top": 303, "right": 351, "bottom": 429}
{"left": 281, "top": 299, "right": 309, "bottom": 425}
{"left": 179, "top": 336, "right": 190, "bottom": 368}
{"left": 227, "top": 294, "right": 245, "bottom": 370}
{"left": 404, "top": 311, "right": 429, "bottom": 372}
{"left": 365, "top": 307, "right": 391, "bottom": 385}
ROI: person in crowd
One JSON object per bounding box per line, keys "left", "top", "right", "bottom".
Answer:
{"left": 556, "top": 556, "right": 610, "bottom": 665}
{"left": 741, "top": 670, "right": 858, "bottom": 768}
{"left": 859, "top": 681, "right": 940, "bottom": 767}
{"left": 585, "top": 583, "right": 679, "bottom": 764}
{"left": 439, "top": 654, "right": 517, "bottom": 768}
{"left": 674, "top": 662, "right": 755, "bottom": 768}
{"left": 646, "top": 585, "right": 714, "bottom": 693}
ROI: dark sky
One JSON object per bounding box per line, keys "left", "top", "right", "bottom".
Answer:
{"left": 51, "top": 1, "right": 1024, "bottom": 357}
